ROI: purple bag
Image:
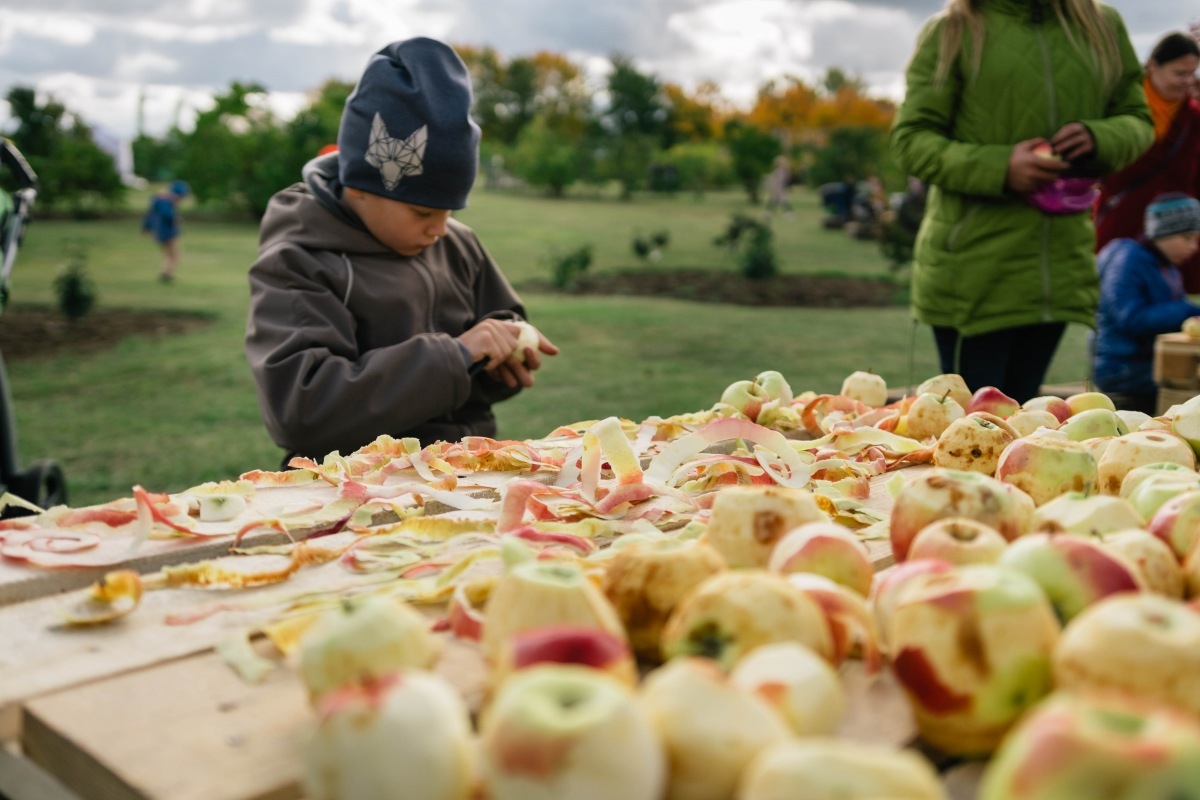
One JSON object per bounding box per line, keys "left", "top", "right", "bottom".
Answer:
{"left": 1025, "top": 177, "right": 1100, "bottom": 215}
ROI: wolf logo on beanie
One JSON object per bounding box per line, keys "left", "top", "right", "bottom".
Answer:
{"left": 338, "top": 38, "right": 480, "bottom": 209}
{"left": 365, "top": 114, "right": 426, "bottom": 190}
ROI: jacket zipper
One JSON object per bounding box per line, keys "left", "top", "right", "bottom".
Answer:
{"left": 1034, "top": 9, "right": 1056, "bottom": 321}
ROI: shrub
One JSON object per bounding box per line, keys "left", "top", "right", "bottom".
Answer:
{"left": 53, "top": 250, "right": 97, "bottom": 321}
{"left": 713, "top": 213, "right": 778, "bottom": 280}
{"left": 546, "top": 244, "right": 593, "bottom": 288}
{"left": 632, "top": 229, "right": 670, "bottom": 262}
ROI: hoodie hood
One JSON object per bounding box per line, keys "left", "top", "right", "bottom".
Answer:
{"left": 257, "top": 152, "right": 389, "bottom": 257}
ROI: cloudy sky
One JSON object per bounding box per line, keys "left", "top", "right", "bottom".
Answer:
{"left": 0, "top": 0, "right": 1195, "bottom": 142}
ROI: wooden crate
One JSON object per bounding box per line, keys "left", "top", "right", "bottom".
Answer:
{"left": 1154, "top": 332, "right": 1200, "bottom": 389}
{"left": 1159, "top": 387, "right": 1200, "bottom": 416}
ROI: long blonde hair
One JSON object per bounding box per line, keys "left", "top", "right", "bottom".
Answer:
{"left": 932, "top": 0, "right": 1121, "bottom": 88}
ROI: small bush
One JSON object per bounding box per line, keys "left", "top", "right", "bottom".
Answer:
{"left": 713, "top": 213, "right": 778, "bottom": 280}
{"left": 632, "top": 229, "right": 670, "bottom": 262}
{"left": 54, "top": 250, "right": 97, "bottom": 321}
{"left": 547, "top": 244, "right": 594, "bottom": 289}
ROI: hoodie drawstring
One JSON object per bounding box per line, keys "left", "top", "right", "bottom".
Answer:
{"left": 340, "top": 253, "right": 355, "bottom": 307}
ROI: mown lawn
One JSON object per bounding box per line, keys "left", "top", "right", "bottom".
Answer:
{"left": 5, "top": 187, "right": 1092, "bottom": 507}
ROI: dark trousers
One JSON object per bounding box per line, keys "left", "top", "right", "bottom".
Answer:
{"left": 933, "top": 322, "right": 1067, "bottom": 404}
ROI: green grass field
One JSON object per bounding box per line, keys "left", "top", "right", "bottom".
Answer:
{"left": 5, "top": 186, "right": 1092, "bottom": 507}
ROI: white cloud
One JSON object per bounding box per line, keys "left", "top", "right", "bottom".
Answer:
{"left": 0, "top": 12, "right": 96, "bottom": 46}
{"left": 113, "top": 51, "right": 179, "bottom": 82}
{"left": 0, "top": 0, "right": 1195, "bottom": 141}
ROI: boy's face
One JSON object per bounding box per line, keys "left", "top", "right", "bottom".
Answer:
{"left": 1156, "top": 231, "right": 1200, "bottom": 266}
{"left": 343, "top": 188, "right": 452, "bottom": 256}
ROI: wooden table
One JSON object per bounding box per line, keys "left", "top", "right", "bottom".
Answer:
{"left": 0, "top": 466, "right": 979, "bottom": 800}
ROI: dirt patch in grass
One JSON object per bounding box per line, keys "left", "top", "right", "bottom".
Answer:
{"left": 0, "top": 306, "right": 214, "bottom": 362}
{"left": 0, "top": 269, "right": 900, "bottom": 362}
{"left": 521, "top": 268, "right": 904, "bottom": 308}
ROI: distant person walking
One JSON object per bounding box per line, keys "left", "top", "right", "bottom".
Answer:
{"left": 891, "top": 0, "right": 1152, "bottom": 402}
{"left": 142, "top": 180, "right": 189, "bottom": 283}
{"left": 1094, "top": 32, "right": 1200, "bottom": 290}
{"left": 765, "top": 155, "right": 793, "bottom": 215}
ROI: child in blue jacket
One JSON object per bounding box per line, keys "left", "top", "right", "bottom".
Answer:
{"left": 141, "top": 180, "right": 189, "bottom": 282}
{"left": 1094, "top": 193, "right": 1200, "bottom": 414}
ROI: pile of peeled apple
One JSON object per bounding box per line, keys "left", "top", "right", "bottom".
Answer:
{"left": 296, "top": 369, "right": 1200, "bottom": 800}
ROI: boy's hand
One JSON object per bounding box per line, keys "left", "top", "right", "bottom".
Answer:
{"left": 458, "top": 319, "right": 558, "bottom": 388}
{"left": 1006, "top": 138, "right": 1069, "bottom": 194}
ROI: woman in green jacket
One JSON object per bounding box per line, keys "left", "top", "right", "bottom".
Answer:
{"left": 892, "top": 0, "right": 1152, "bottom": 402}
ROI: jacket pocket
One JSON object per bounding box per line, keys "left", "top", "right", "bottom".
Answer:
{"left": 944, "top": 203, "right": 979, "bottom": 253}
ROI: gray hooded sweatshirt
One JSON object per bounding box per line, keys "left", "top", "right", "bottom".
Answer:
{"left": 246, "top": 154, "right": 525, "bottom": 460}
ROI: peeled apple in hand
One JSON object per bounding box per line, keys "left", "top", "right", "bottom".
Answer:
{"left": 1183, "top": 316, "right": 1200, "bottom": 339}
{"left": 508, "top": 320, "right": 540, "bottom": 364}
{"left": 299, "top": 594, "right": 441, "bottom": 703}
{"left": 304, "top": 671, "right": 474, "bottom": 800}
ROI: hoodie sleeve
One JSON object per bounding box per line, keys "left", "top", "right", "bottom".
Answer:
{"left": 246, "top": 242, "right": 477, "bottom": 458}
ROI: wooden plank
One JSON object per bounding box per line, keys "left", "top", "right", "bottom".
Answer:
{"left": 22, "top": 650, "right": 310, "bottom": 800}
{"left": 0, "top": 552, "right": 389, "bottom": 743}
{"left": 0, "top": 743, "right": 85, "bottom": 800}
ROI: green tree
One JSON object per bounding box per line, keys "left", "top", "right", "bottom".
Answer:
{"left": 509, "top": 115, "right": 580, "bottom": 197}
{"left": 4, "top": 86, "right": 125, "bottom": 213}
{"left": 597, "top": 56, "right": 668, "bottom": 199}
{"left": 806, "top": 126, "right": 887, "bottom": 188}
{"left": 175, "top": 82, "right": 292, "bottom": 217}
{"left": 132, "top": 129, "right": 185, "bottom": 183}
{"left": 723, "top": 118, "right": 780, "bottom": 204}
{"left": 284, "top": 79, "right": 354, "bottom": 161}
{"left": 661, "top": 141, "right": 735, "bottom": 196}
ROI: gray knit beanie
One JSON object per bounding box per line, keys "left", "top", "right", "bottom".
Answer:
{"left": 1145, "top": 192, "right": 1200, "bottom": 240}
{"left": 337, "top": 38, "right": 480, "bottom": 209}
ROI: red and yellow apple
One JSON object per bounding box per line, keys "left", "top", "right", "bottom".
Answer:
{"left": 767, "top": 520, "right": 874, "bottom": 597}
{"left": 886, "top": 564, "right": 1061, "bottom": 756}
{"left": 978, "top": 691, "right": 1200, "bottom": 800}
{"left": 996, "top": 531, "right": 1144, "bottom": 623}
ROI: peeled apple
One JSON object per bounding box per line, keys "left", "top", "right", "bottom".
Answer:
{"left": 509, "top": 320, "right": 540, "bottom": 364}
{"left": 304, "top": 671, "right": 474, "bottom": 800}
{"left": 298, "top": 593, "right": 441, "bottom": 703}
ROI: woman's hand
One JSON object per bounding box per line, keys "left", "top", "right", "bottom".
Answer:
{"left": 457, "top": 319, "right": 559, "bottom": 388}
{"left": 1006, "top": 138, "right": 1069, "bottom": 193}
{"left": 1049, "top": 122, "right": 1096, "bottom": 162}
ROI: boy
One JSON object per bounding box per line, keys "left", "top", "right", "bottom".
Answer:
{"left": 245, "top": 37, "right": 556, "bottom": 462}
{"left": 1093, "top": 192, "right": 1200, "bottom": 415}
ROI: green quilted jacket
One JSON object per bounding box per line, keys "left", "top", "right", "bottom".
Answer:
{"left": 891, "top": 0, "right": 1152, "bottom": 337}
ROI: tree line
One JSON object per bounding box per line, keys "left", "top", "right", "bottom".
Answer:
{"left": 1, "top": 47, "right": 899, "bottom": 217}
